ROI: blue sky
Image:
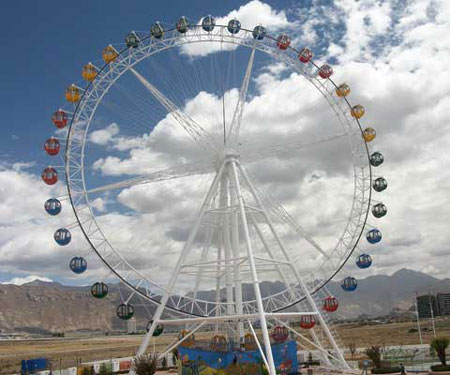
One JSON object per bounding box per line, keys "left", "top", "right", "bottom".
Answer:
{"left": 0, "top": 0, "right": 291, "bottom": 167}
{"left": 1, "top": 0, "right": 450, "bottom": 287}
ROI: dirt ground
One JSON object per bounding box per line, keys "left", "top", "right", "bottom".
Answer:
{"left": 1, "top": 318, "right": 449, "bottom": 375}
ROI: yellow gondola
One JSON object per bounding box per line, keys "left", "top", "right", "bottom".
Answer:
{"left": 178, "top": 330, "right": 195, "bottom": 347}
{"left": 210, "top": 335, "right": 227, "bottom": 351}
{"left": 363, "top": 127, "right": 376, "bottom": 142}
{"left": 65, "top": 84, "right": 81, "bottom": 103}
{"left": 351, "top": 104, "right": 365, "bottom": 119}
{"left": 82, "top": 62, "right": 97, "bottom": 81}
{"left": 102, "top": 45, "right": 118, "bottom": 64}
{"left": 336, "top": 83, "right": 350, "bottom": 97}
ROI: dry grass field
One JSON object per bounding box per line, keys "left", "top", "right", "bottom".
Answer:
{"left": 1, "top": 318, "right": 450, "bottom": 374}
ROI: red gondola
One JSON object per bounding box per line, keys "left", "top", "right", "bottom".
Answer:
{"left": 299, "top": 47, "right": 313, "bottom": 63}
{"left": 44, "top": 137, "right": 60, "bottom": 156}
{"left": 51, "top": 109, "right": 68, "bottom": 129}
{"left": 318, "top": 64, "right": 333, "bottom": 79}
{"left": 271, "top": 325, "right": 289, "bottom": 343}
{"left": 41, "top": 167, "right": 58, "bottom": 185}
{"left": 210, "top": 335, "right": 227, "bottom": 351}
{"left": 300, "top": 315, "right": 316, "bottom": 329}
{"left": 276, "top": 34, "right": 291, "bottom": 50}
{"left": 244, "top": 333, "right": 257, "bottom": 350}
{"left": 323, "top": 296, "right": 339, "bottom": 312}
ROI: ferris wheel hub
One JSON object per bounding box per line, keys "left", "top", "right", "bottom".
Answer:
{"left": 223, "top": 147, "right": 239, "bottom": 159}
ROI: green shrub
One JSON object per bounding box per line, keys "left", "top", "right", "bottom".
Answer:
{"left": 366, "top": 346, "right": 382, "bottom": 369}
{"left": 98, "top": 363, "right": 113, "bottom": 375}
{"left": 431, "top": 364, "right": 450, "bottom": 372}
{"left": 431, "top": 337, "right": 450, "bottom": 366}
{"left": 371, "top": 367, "right": 402, "bottom": 374}
{"left": 133, "top": 353, "right": 158, "bottom": 375}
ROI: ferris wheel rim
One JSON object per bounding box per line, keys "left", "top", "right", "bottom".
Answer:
{"left": 64, "top": 23, "right": 372, "bottom": 316}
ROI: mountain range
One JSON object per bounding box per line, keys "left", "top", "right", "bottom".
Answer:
{"left": 0, "top": 268, "right": 449, "bottom": 335}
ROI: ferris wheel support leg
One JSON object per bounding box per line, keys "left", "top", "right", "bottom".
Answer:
{"left": 229, "top": 160, "right": 277, "bottom": 375}
{"left": 134, "top": 161, "right": 227, "bottom": 359}
{"left": 249, "top": 214, "right": 333, "bottom": 367}
{"left": 248, "top": 320, "right": 270, "bottom": 370}
{"left": 229, "top": 170, "right": 244, "bottom": 343}
{"left": 214, "top": 236, "right": 223, "bottom": 332}
{"left": 220, "top": 172, "right": 234, "bottom": 318}
{"left": 221, "top": 170, "right": 237, "bottom": 342}
{"left": 274, "top": 318, "right": 344, "bottom": 363}
{"left": 311, "top": 328, "right": 333, "bottom": 367}
{"left": 237, "top": 163, "right": 349, "bottom": 370}
{"left": 290, "top": 269, "right": 349, "bottom": 369}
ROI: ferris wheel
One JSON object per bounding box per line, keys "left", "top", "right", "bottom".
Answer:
{"left": 43, "top": 15, "right": 387, "bottom": 374}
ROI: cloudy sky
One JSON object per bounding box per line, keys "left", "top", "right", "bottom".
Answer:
{"left": 0, "top": 0, "right": 449, "bottom": 290}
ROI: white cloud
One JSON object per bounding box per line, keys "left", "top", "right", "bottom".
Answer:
{"left": 180, "top": 0, "right": 291, "bottom": 57}
{"left": 89, "top": 122, "right": 119, "bottom": 145}
{"left": 3, "top": 0, "right": 450, "bottom": 299}
{"left": 1, "top": 275, "right": 53, "bottom": 286}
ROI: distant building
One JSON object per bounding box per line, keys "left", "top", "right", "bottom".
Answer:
{"left": 417, "top": 294, "right": 439, "bottom": 318}
{"left": 127, "top": 317, "right": 137, "bottom": 334}
{"left": 437, "top": 293, "right": 450, "bottom": 316}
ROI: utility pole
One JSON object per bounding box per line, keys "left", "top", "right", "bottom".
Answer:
{"left": 415, "top": 293, "right": 425, "bottom": 372}
{"left": 429, "top": 291, "right": 437, "bottom": 338}
{"left": 415, "top": 293, "right": 423, "bottom": 346}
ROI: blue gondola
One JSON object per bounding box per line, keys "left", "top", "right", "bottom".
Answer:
{"left": 341, "top": 276, "right": 357, "bottom": 292}
{"left": 356, "top": 254, "right": 372, "bottom": 269}
{"left": 227, "top": 19, "right": 241, "bottom": 34}
{"left": 252, "top": 26, "right": 266, "bottom": 40}
{"left": 91, "top": 282, "right": 108, "bottom": 299}
{"left": 150, "top": 22, "right": 164, "bottom": 39}
{"left": 117, "top": 303, "right": 134, "bottom": 320}
{"left": 370, "top": 152, "right": 384, "bottom": 167}
{"left": 176, "top": 16, "right": 189, "bottom": 34}
{"left": 54, "top": 228, "right": 71, "bottom": 246}
{"left": 366, "top": 228, "right": 382, "bottom": 244}
{"left": 125, "top": 32, "right": 140, "bottom": 48}
{"left": 44, "top": 198, "right": 61, "bottom": 216}
{"left": 202, "top": 15, "right": 215, "bottom": 32}
{"left": 252, "top": 25, "right": 266, "bottom": 40}
{"left": 69, "top": 256, "right": 87, "bottom": 274}
{"left": 373, "top": 177, "right": 388, "bottom": 192}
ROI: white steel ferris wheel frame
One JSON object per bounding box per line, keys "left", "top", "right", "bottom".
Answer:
{"left": 64, "top": 25, "right": 372, "bottom": 324}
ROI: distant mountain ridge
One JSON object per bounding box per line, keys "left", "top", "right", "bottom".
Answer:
{"left": 0, "top": 268, "right": 449, "bottom": 334}
{"left": 327, "top": 268, "right": 450, "bottom": 317}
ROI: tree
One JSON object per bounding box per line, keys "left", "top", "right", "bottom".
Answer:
{"left": 365, "top": 346, "right": 382, "bottom": 369}
{"left": 132, "top": 353, "right": 158, "bottom": 375}
{"left": 98, "top": 363, "right": 112, "bottom": 375}
{"left": 431, "top": 337, "right": 450, "bottom": 366}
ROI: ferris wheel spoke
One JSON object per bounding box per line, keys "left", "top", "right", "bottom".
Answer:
{"left": 242, "top": 132, "right": 349, "bottom": 164}
{"left": 129, "top": 67, "right": 218, "bottom": 154}
{"left": 81, "top": 162, "right": 213, "bottom": 196}
{"left": 227, "top": 46, "right": 256, "bottom": 145}
{"left": 241, "top": 166, "right": 329, "bottom": 259}
{"left": 272, "top": 203, "right": 329, "bottom": 259}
